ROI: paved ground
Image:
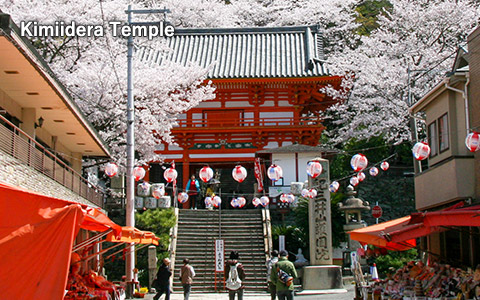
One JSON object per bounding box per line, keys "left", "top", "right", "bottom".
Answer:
{"left": 140, "top": 282, "right": 356, "bottom": 300}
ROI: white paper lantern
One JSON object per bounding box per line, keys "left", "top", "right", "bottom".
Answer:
{"left": 306, "top": 161, "right": 322, "bottom": 178}
{"left": 357, "top": 172, "right": 366, "bottom": 182}
{"left": 308, "top": 189, "right": 317, "bottom": 199}
{"left": 204, "top": 196, "right": 213, "bottom": 207}
{"left": 301, "top": 189, "right": 310, "bottom": 197}
{"left": 350, "top": 176, "right": 359, "bottom": 187}
{"left": 213, "top": 196, "right": 222, "bottom": 207}
{"left": 350, "top": 154, "right": 368, "bottom": 172}
{"left": 280, "top": 193, "right": 289, "bottom": 203}
{"left": 237, "top": 197, "right": 246, "bottom": 208}
{"left": 369, "top": 167, "right": 379, "bottom": 177}
{"left": 133, "top": 167, "right": 146, "bottom": 181}
{"left": 465, "top": 132, "right": 480, "bottom": 152}
{"left": 163, "top": 167, "right": 178, "bottom": 183}
{"left": 412, "top": 142, "right": 431, "bottom": 161}
{"left": 178, "top": 192, "right": 189, "bottom": 203}
{"left": 267, "top": 164, "right": 283, "bottom": 181}
{"left": 287, "top": 193, "right": 296, "bottom": 203}
{"left": 260, "top": 196, "right": 270, "bottom": 207}
{"left": 380, "top": 161, "right": 389, "bottom": 171}
{"left": 252, "top": 197, "right": 261, "bottom": 207}
{"left": 329, "top": 181, "right": 340, "bottom": 193}
{"left": 105, "top": 162, "right": 118, "bottom": 177}
{"left": 232, "top": 165, "right": 247, "bottom": 183}
{"left": 231, "top": 198, "right": 240, "bottom": 208}
{"left": 199, "top": 166, "right": 214, "bottom": 183}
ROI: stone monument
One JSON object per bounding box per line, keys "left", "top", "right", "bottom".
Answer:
{"left": 301, "top": 157, "right": 344, "bottom": 291}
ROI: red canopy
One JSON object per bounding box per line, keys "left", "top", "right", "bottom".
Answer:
{"left": 0, "top": 182, "right": 121, "bottom": 300}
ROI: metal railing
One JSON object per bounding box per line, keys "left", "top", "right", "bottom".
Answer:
{"left": 175, "top": 116, "right": 322, "bottom": 128}
{"left": 0, "top": 114, "right": 104, "bottom": 207}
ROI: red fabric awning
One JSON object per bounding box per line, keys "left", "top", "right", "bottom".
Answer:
{"left": 106, "top": 226, "right": 160, "bottom": 245}
{"left": 348, "top": 216, "right": 417, "bottom": 251}
{"left": 0, "top": 182, "right": 121, "bottom": 300}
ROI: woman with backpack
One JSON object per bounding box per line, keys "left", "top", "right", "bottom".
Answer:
{"left": 225, "top": 251, "right": 246, "bottom": 300}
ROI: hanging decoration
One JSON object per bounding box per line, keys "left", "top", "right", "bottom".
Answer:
{"left": 380, "top": 161, "right": 389, "bottom": 171}
{"left": 350, "top": 154, "right": 368, "bottom": 172}
{"left": 308, "top": 189, "right": 317, "bottom": 199}
{"left": 204, "top": 196, "right": 212, "bottom": 207}
{"left": 237, "top": 197, "right": 246, "bottom": 208}
{"left": 329, "top": 181, "right": 340, "bottom": 193}
{"left": 301, "top": 189, "right": 310, "bottom": 198}
{"left": 199, "top": 166, "right": 214, "bottom": 183}
{"left": 252, "top": 197, "right": 261, "bottom": 207}
{"left": 465, "top": 132, "right": 480, "bottom": 152}
{"left": 151, "top": 185, "right": 165, "bottom": 199}
{"left": 231, "top": 198, "right": 240, "bottom": 208}
{"left": 163, "top": 167, "right": 178, "bottom": 183}
{"left": 369, "top": 167, "right": 379, "bottom": 177}
{"left": 280, "top": 193, "right": 289, "bottom": 203}
{"left": 178, "top": 192, "right": 189, "bottom": 203}
{"left": 412, "top": 142, "right": 431, "bottom": 161}
{"left": 260, "top": 196, "right": 270, "bottom": 207}
{"left": 350, "top": 176, "right": 359, "bottom": 187}
{"left": 212, "top": 196, "right": 222, "bottom": 208}
{"left": 133, "top": 167, "right": 146, "bottom": 181}
{"left": 357, "top": 172, "right": 366, "bottom": 182}
{"left": 104, "top": 162, "right": 118, "bottom": 178}
{"left": 232, "top": 165, "right": 247, "bottom": 183}
{"left": 267, "top": 164, "right": 283, "bottom": 181}
{"left": 306, "top": 161, "right": 323, "bottom": 178}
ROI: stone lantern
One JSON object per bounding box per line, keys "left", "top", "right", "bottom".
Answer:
{"left": 338, "top": 185, "right": 370, "bottom": 250}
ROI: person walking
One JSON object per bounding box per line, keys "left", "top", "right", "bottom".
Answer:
{"left": 225, "top": 251, "right": 246, "bottom": 300}
{"left": 271, "top": 250, "right": 297, "bottom": 300}
{"left": 153, "top": 258, "right": 172, "bottom": 300}
{"left": 186, "top": 175, "right": 201, "bottom": 209}
{"left": 266, "top": 250, "right": 279, "bottom": 300}
{"left": 179, "top": 258, "right": 196, "bottom": 300}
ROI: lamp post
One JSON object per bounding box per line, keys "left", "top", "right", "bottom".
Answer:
{"left": 124, "top": 6, "right": 170, "bottom": 297}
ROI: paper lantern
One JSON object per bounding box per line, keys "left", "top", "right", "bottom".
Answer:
{"left": 350, "top": 154, "right": 368, "bottom": 172}
{"left": 252, "top": 197, "right": 261, "bottom": 207}
{"left": 163, "top": 167, "right": 178, "bottom": 183}
{"left": 232, "top": 165, "right": 247, "bottom": 183}
{"left": 237, "top": 197, "right": 246, "bottom": 208}
{"left": 151, "top": 185, "right": 165, "bottom": 199}
{"left": 260, "top": 196, "right": 270, "bottom": 207}
{"left": 357, "top": 172, "right": 366, "bottom": 182}
{"left": 104, "top": 162, "right": 118, "bottom": 177}
{"left": 178, "top": 192, "right": 189, "bottom": 203}
{"left": 329, "top": 181, "right": 340, "bottom": 193}
{"left": 287, "top": 193, "right": 296, "bottom": 203}
{"left": 213, "top": 196, "right": 222, "bottom": 207}
{"left": 465, "top": 132, "right": 480, "bottom": 152}
{"left": 308, "top": 189, "right": 317, "bottom": 199}
{"left": 280, "top": 193, "right": 289, "bottom": 203}
{"left": 412, "top": 142, "right": 431, "bottom": 161}
{"left": 380, "top": 161, "right": 389, "bottom": 171}
{"left": 204, "top": 197, "right": 213, "bottom": 207}
{"left": 133, "top": 167, "right": 146, "bottom": 181}
{"left": 199, "top": 166, "right": 214, "bottom": 183}
{"left": 267, "top": 164, "right": 283, "bottom": 181}
{"left": 350, "top": 176, "right": 359, "bottom": 187}
{"left": 231, "top": 198, "right": 240, "bottom": 208}
{"left": 369, "top": 167, "right": 379, "bottom": 177}
{"left": 301, "top": 189, "right": 310, "bottom": 197}
{"left": 306, "top": 161, "right": 322, "bottom": 178}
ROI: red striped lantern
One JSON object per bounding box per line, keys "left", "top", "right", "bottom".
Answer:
{"left": 306, "top": 161, "right": 323, "bottom": 178}
{"left": 280, "top": 193, "right": 289, "bottom": 203}
{"left": 199, "top": 166, "right": 214, "bottom": 183}
{"left": 237, "top": 197, "right": 246, "bottom": 208}
{"left": 412, "top": 142, "right": 431, "bottom": 161}
{"left": 380, "top": 161, "right": 389, "bottom": 171}
{"left": 252, "top": 197, "right": 261, "bottom": 207}
{"left": 260, "top": 196, "right": 270, "bottom": 207}
{"left": 267, "top": 164, "right": 283, "bottom": 181}
{"left": 329, "top": 181, "right": 340, "bottom": 193}
{"left": 212, "top": 196, "right": 222, "bottom": 208}
{"left": 301, "top": 189, "right": 310, "bottom": 197}
{"left": 465, "top": 132, "right": 480, "bottom": 152}
{"left": 357, "top": 172, "right": 366, "bottom": 182}
{"left": 163, "top": 167, "right": 178, "bottom": 183}
{"left": 308, "top": 189, "right": 317, "bottom": 199}
{"left": 178, "top": 192, "right": 189, "bottom": 203}
{"left": 232, "top": 165, "right": 247, "bottom": 183}
{"left": 350, "top": 154, "right": 368, "bottom": 172}
{"left": 133, "top": 167, "right": 146, "bottom": 181}
{"left": 350, "top": 176, "right": 359, "bottom": 187}
{"left": 104, "top": 162, "right": 118, "bottom": 177}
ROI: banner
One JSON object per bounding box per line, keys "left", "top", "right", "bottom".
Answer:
{"left": 254, "top": 157, "right": 264, "bottom": 192}
{"left": 215, "top": 239, "right": 224, "bottom": 272}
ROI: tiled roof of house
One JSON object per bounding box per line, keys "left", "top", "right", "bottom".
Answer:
{"left": 137, "top": 25, "right": 329, "bottom": 79}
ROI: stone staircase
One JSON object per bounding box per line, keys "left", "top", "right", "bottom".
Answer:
{"left": 172, "top": 209, "right": 270, "bottom": 293}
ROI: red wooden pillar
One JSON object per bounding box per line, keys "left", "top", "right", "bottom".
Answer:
{"left": 182, "top": 154, "right": 190, "bottom": 209}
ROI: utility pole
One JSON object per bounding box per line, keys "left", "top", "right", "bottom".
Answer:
{"left": 125, "top": 5, "right": 171, "bottom": 298}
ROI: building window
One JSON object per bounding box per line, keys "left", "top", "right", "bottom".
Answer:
{"left": 428, "top": 122, "right": 438, "bottom": 157}
{"left": 438, "top": 113, "right": 449, "bottom": 152}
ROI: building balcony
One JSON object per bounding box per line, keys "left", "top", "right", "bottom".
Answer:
{"left": 414, "top": 157, "right": 475, "bottom": 210}
{"left": 0, "top": 115, "right": 104, "bottom": 208}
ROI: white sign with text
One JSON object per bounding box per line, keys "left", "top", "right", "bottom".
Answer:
{"left": 215, "top": 239, "right": 224, "bottom": 272}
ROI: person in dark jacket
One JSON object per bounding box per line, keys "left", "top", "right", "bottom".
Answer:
{"left": 225, "top": 251, "right": 246, "bottom": 300}
{"left": 153, "top": 258, "right": 172, "bottom": 300}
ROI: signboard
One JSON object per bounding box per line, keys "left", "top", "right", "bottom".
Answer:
{"left": 279, "top": 235, "right": 285, "bottom": 252}
{"left": 215, "top": 239, "right": 224, "bottom": 272}
{"left": 372, "top": 205, "right": 383, "bottom": 219}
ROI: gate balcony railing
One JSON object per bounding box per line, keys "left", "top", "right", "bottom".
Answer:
{"left": 0, "top": 114, "right": 104, "bottom": 208}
